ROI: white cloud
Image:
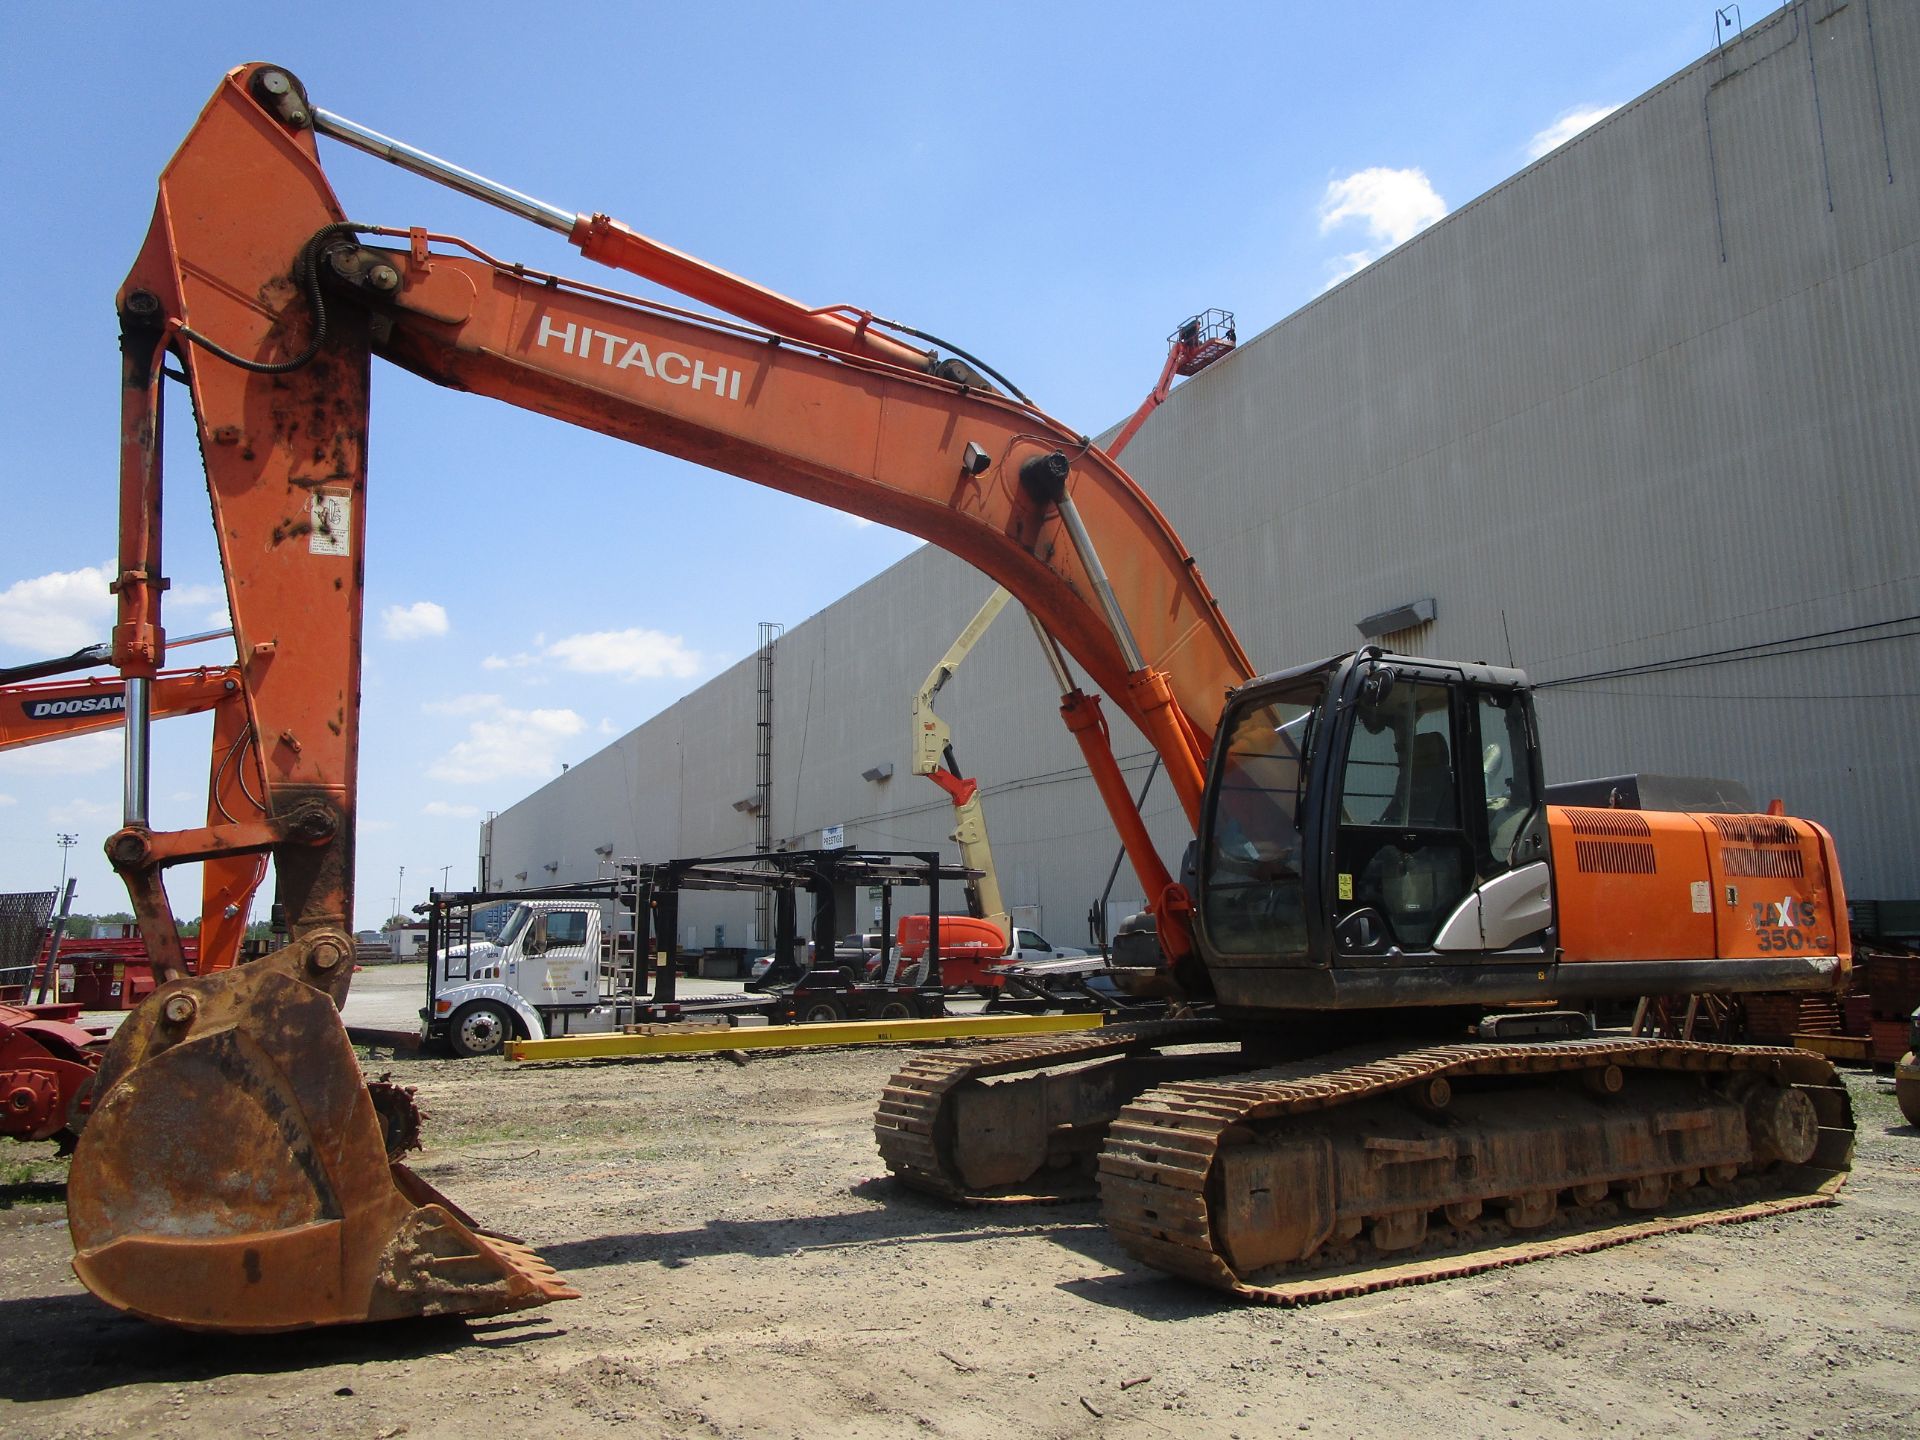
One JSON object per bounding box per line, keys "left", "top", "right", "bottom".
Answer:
{"left": 481, "top": 652, "right": 536, "bottom": 671}
{"left": 422, "top": 692, "right": 504, "bottom": 717}
{"left": 0, "top": 793, "right": 16, "bottom": 807}
{"left": 169, "top": 582, "right": 231, "bottom": 630}
{"left": 0, "top": 562, "right": 114, "bottom": 653}
{"left": 1527, "top": 104, "right": 1619, "bottom": 160}
{"left": 1317, "top": 167, "right": 1448, "bottom": 286}
{"left": 427, "top": 699, "right": 588, "bottom": 784}
{"left": 423, "top": 799, "right": 483, "bottom": 820}
{"left": 382, "top": 601, "right": 450, "bottom": 641}
{"left": 0, "top": 731, "right": 121, "bottom": 778}
{"left": 48, "top": 797, "right": 116, "bottom": 827}
{"left": 547, "top": 627, "right": 701, "bottom": 681}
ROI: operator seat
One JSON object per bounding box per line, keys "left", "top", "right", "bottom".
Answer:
{"left": 1408, "top": 731, "right": 1456, "bottom": 829}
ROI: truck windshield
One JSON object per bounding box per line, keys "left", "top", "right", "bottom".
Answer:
{"left": 1201, "top": 674, "right": 1324, "bottom": 959}
{"left": 497, "top": 907, "right": 530, "bottom": 947}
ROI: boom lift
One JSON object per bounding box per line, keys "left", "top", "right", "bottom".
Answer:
{"left": 910, "top": 586, "right": 1016, "bottom": 942}
{"left": 72, "top": 64, "right": 1853, "bottom": 1333}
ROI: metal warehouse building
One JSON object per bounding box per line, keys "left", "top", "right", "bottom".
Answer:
{"left": 482, "top": 5, "right": 1919, "bottom": 951}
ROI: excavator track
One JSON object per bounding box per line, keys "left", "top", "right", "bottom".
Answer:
{"left": 876, "top": 1019, "right": 1234, "bottom": 1203}
{"left": 1099, "top": 1038, "right": 1854, "bottom": 1306}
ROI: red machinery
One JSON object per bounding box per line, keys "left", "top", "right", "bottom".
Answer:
{"left": 1104, "top": 308, "right": 1237, "bottom": 457}
{"left": 0, "top": 1002, "right": 104, "bottom": 1145}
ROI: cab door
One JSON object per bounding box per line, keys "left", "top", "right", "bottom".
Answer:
{"left": 539, "top": 907, "right": 595, "bottom": 1001}
{"left": 1326, "top": 659, "right": 1552, "bottom": 961}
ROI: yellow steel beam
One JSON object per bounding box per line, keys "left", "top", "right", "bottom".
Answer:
{"left": 509, "top": 1010, "right": 1103, "bottom": 1062}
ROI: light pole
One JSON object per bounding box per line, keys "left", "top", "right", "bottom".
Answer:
{"left": 439, "top": 864, "right": 452, "bottom": 895}
{"left": 393, "top": 865, "right": 405, "bottom": 929}
{"left": 55, "top": 833, "right": 78, "bottom": 893}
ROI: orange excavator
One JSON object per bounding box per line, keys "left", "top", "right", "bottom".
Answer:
{"left": 70, "top": 63, "right": 1853, "bottom": 1333}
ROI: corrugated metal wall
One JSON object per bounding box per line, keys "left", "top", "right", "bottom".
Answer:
{"left": 488, "top": 1, "right": 1918, "bottom": 944}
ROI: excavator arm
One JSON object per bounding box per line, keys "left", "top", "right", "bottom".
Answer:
{"left": 74, "top": 62, "right": 1252, "bottom": 1334}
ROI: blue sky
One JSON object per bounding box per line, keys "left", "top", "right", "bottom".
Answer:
{"left": 0, "top": 3, "right": 1718, "bottom": 927}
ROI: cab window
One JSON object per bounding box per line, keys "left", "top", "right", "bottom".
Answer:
{"left": 1334, "top": 675, "right": 1471, "bottom": 951}
{"left": 545, "top": 910, "right": 589, "bottom": 948}
{"left": 1475, "top": 689, "right": 1539, "bottom": 869}
{"left": 1202, "top": 678, "right": 1321, "bottom": 958}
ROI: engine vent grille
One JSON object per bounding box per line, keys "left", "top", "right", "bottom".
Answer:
{"left": 1708, "top": 815, "right": 1800, "bottom": 846}
{"left": 1722, "top": 846, "right": 1806, "bottom": 878}
{"left": 1563, "top": 808, "right": 1654, "bottom": 838}
{"left": 1573, "top": 840, "right": 1658, "bottom": 874}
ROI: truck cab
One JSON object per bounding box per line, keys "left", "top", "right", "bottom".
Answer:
{"left": 423, "top": 899, "right": 614, "bottom": 1056}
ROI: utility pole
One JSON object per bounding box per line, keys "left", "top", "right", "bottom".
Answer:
{"left": 393, "top": 864, "right": 405, "bottom": 928}
{"left": 55, "top": 833, "right": 77, "bottom": 896}
{"left": 439, "top": 864, "right": 452, "bottom": 895}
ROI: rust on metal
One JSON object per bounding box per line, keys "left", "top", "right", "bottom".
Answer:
{"left": 67, "top": 951, "right": 574, "bottom": 1331}
{"left": 874, "top": 1019, "right": 1234, "bottom": 1204}
{"left": 879, "top": 1028, "right": 1854, "bottom": 1304}
{"left": 1097, "top": 1038, "right": 1853, "bottom": 1306}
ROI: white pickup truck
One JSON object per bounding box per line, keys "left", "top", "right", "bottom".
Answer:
{"left": 1004, "top": 927, "right": 1091, "bottom": 963}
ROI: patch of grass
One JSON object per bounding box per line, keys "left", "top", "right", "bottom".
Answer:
{"left": 1, "top": 1149, "right": 70, "bottom": 1205}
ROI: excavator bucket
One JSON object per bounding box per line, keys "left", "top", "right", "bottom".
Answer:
{"left": 66, "top": 958, "right": 577, "bottom": 1332}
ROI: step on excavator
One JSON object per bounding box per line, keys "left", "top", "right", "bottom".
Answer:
{"left": 68, "top": 63, "right": 1853, "bottom": 1333}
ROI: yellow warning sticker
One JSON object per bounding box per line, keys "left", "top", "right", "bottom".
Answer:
{"left": 1338, "top": 873, "right": 1353, "bottom": 901}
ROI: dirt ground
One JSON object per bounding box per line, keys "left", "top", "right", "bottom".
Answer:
{"left": 2, "top": 1037, "right": 1916, "bottom": 1440}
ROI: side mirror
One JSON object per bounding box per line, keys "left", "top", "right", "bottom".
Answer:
{"left": 526, "top": 915, "right": 547, "bottom": 955}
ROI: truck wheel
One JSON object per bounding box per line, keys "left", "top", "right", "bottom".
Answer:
{"left": 450, "top": 1001, "right": 514, "bottom": 1058}
{"left": 799, "top": 997, "right": 846, "bottom": 1024}
{"left": 876, "top": 999, "right": 915, "bottom": 1020}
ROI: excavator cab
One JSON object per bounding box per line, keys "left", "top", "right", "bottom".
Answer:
{"left": 1196, "top": 649, "right": 1556, "bottom": 1012}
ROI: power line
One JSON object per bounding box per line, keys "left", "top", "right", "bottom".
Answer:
{"left": 1533, "top": 614, "right": 1920, "bottom": 690}
{"left": 1543, "top": 686, "right": 1920, "bottom": 702}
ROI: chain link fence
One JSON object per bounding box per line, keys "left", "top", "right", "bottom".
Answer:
{"left": 0, "top": 889, "right": 57, "bottom": 1001}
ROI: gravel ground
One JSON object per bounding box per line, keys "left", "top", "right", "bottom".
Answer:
{"left": 1, "top": 1037, "right": 1915, "bottom": 1439}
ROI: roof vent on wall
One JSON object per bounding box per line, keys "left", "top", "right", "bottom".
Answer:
{"left": 1356, "top": 596, "right": 1436, "bottom": 639}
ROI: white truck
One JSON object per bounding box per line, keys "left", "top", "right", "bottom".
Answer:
{"left": 422, "top": 898, "right": 624, "bottom": 1056}
{"left": 1004, "top": 926, "right": 1091, "bottom": 963}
